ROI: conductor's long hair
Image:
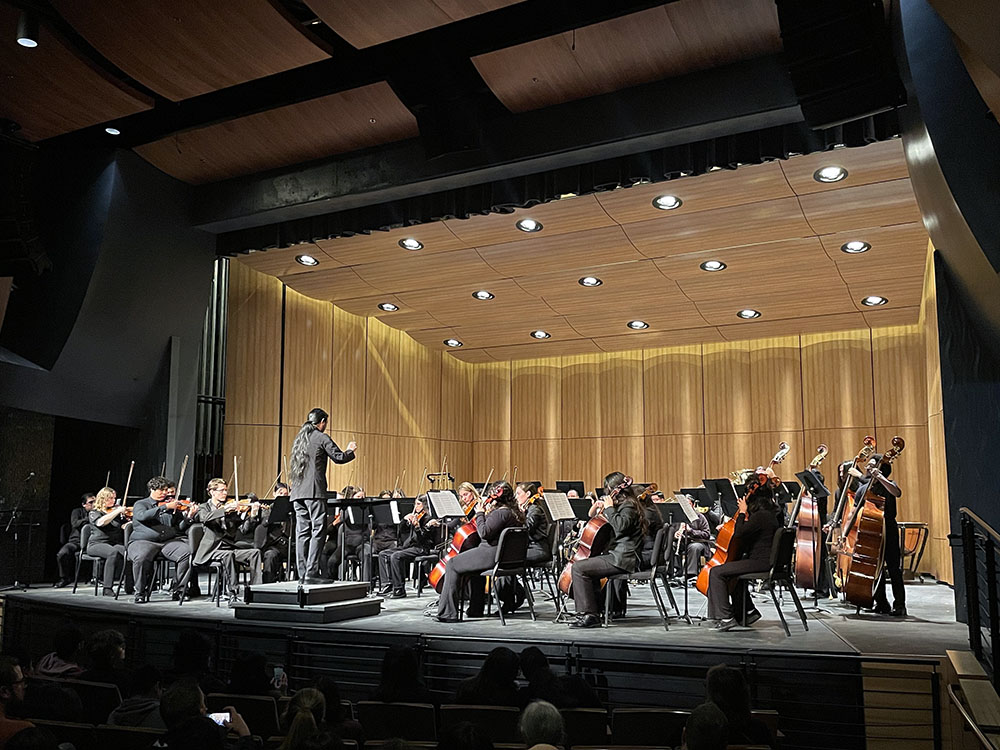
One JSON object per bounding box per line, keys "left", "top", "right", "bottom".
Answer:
{"left": 289, "top": 408, "right": 328, "bottom": 485}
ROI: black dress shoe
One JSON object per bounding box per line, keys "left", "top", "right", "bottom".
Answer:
{"left": 171, "top": 591, "right": 183, "bottom": 601}
{"left": 714, "top": 618, "right": 738, "bottom": 631}
{"left": 744, "top": 609, "right": 762, "bottom": 626}
{"left": 377, "top": 585, "right": 393, "bottom": 596}
{"left": 389, "top": 590, "right": 407, "bottom": 599}
{"left": 873, "top": 601, "right": 891, "bottom": 615}
{"left": 570, "top": 613, "right": 602, "bottom": 629}
{"left": 133, "top": 594, "right": 148, "bottom": 604}
{"left": 891, "top": 603, "right": 907, "bottom": 617}
{"left": 435, "top": 615, "right": 460, "bottom": 623}
{"left": 102, "top": 588, "right": 116, "bottom": 597}
{"left": 54, "top": 579, "right": 69, "bottom": 589}
{"left": 465, "top": 609, "right": 485, "bottom": 619}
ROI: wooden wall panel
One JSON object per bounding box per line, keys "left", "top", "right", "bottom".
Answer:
{"left": 226, "top": 262, "right": 282, "bottom": 425}
{"left": 602, "top": 437, "right": 646, "bottom": 482}
{"left": 511, "top": 439, "right": 561, "bottom": 487}
{"left": 875, "top": 424, "right": 931, "bottom": 525}
{"left": 511, "top": 358, "right": 562, "bottom": 439}
{"left": 560, "top": 438, "right": 602, "bottom": 491}
{"left": 873, "top": 325, "right": 927, "bottom": 427}
{"left": 440, "top": 357, "right": 473, "bottom": 442}
{"left": 283, "top": 288, "right": 333, "bottom": 426}
{"left": 473, "top": 362, "right": 511, "bottom": 441}
{"left": 803, "top": 427, "right": 878, "bottom": 482}
{"left": 331, "top": 307, "right": 368, "bottom": 434}
{"left": 643, "top": 346, "right": 704, "bottom": 436}
{"left": 703, "top": 342, "right": 752, "bottom": 434}
{"left": 600, "top": 351, "right": 644, "bottom": 437}
{"left": 440, "top": 440, "right": 474, "bottom": 492}
{"left": 750, "top": 336, "right": 803, "bottom": 432}
{"left": 365, "top": 320, "right": 402, "bottom": 436}
{"left": 221, "top": 425, "right": 279, "bottom": 498}
{"left": 474, "top": 440, "right": 511, "bottom": 482}
{"left": 751, "top": 431, "right": 805, "bottom": 478}
{"left": 561, "top": 354, "right": 602, "bottom": 438}
{"left": 397, "top": 332, "right": 442, "bottom": 438}
{"left": 801, "top": 330, "right": 875, "bottom": 430}
{"left": 645, "top": 435, "right": 706, "bottom": 494}
{"left": 704, "top": 434, "right": 755, "bottom": 480}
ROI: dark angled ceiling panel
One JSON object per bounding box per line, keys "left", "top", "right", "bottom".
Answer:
{"left": 51, "top": 0, "right": 329, "bottom": 101}
{"left": 0, "top": 6, "right": 152, "bottom": 141}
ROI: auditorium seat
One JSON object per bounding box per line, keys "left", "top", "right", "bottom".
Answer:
{"left": 440, "top": 704, "right": 520, "bottom": 743}
{"left": 560, "top": 707, "right": 610, "bottom": 747}
{"left": 206, "top": 692, "right": 280, "bottom": 737}
{"left": 29, "top": 719, "right": 97, "bottom": 750}
{"left": 357, "top": 701, "right": 437, "bottom": 741}
{"left": 610, "top": 707, "right": 690, "bottom": 747}
{"left": 751, "top": 708, "right": 779, "bottom": 745}
{"left": 96, "top": 723, "right": 163, "bottom": 750}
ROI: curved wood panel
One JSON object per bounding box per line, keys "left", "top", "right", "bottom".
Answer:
{"left": 595, "top": 327, "right": 725, "bottom": 352}
{"left": 511, "top": 439, "right": 561, "bottom": 488}
{"left": 353, "top": 248, "right": 501, "bottom": 294}
{"left": 440, "top": 356, "right": 474, "bottom": 442}
{"left": 331, "top": 307, "right": 368, "bottom": 434}
{"left": 798, "top": 179, "right": 922, "bottom": 235}
{"left": 717, "top": 313, "right": 867, "bottom": 342}
{"left": 474, "top": 440, "right": 511, "bottom": 481}
{"left": 704, "top": 433, "right": 754, "bottom": 480}
{"left": 601, "top": 437, "right": 645, "bottom": 480}
{"left": 472, "top": 362, "right": 511, "bottom": 441}
{"left": 282, "top": 267, "right": 384, "bottom": 302}
{"left": 54, "top": 0, "right": 328, "bottom": 101}
{"left": 600, "top": 351, "right": 644, "bottom": 438}
{"left": 135, "top": 83, "right": 418, "bottom": 184}
{"left": 238, "top": 245, "right": 343, "bottom": 278}
{"left": 872, "top": 325, "right": 927, "bottom": 427}
{"left": 396, "top": 333, "right": 442, "bottom": 438}
{"left": 703, "top": 342, "right": 751, "bottom": 434}
{"left": 222, "top": 425, "right": 279, "bottom": 497}
{"left": 365, "top": 319, "right": 402, "bottom": 436}
{"left": 643, "top": 345, "right": 704, "bottom": 436}
{"left": 654, "top": 238, "right": 830, "bottom": 282}
{"left": 485, "top": 339, "right": 602, "bottom": 361}
{"left": 645, "top": 435, "right": 705, "bottom": 493}
{"left": 478, "top": 226, "right": 643, "bottom": 278}
{"left": 511, "top": 358, "right": 561, "bottom": 440}
{"left": 283, "top": 288, "right": 334, "bottom": 426}
{"left": 749, "top": 337, "right": 803, "bottom": 433}
{"left": 561, "top": 354, "right": 601, "bottom": 439}
{"left": 0, "top": 6, "right": 151, "bottom": 141}
{"left": 315, "top": 222, "right": 467, "bottom": 266}
{"left": 443, "top": 194, "right": 616, "bottom": 246}
{"left": 800, "top": 330, "right": 875, "bottom": 430}
{"left": 779, "top": 139, "right": 910, "bottom": 196}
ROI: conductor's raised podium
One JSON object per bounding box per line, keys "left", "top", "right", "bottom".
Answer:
{"left": 233, "top": 580, "right": 382, "bottom": 624}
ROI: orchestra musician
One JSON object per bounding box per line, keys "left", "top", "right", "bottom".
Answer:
{"left": 638, "top": 487, "right": 664, "bottom": 570}
{"left": 87, "top": 487, "right": 129, "bottom": 596}
{"left": 674, "top": 510, "right": 713, "bottom": 578}
{"left": 55, "top": 493, "right": 94, "bottom": 588}
{"left": 339, "top": 485, "right": 368, "bottom": 580}
{"left": 193, "top": 479, "right": 263, "bottom": 605}
{"left": 436, "top": 481, "right": 524, "bottom": 623}
{"left": 288, "top": 408, "right": 357, "bottom": 584}
{"left": 708, "top": 477, "right": 782, "bottom": 631}
{"left": 569, "top": 472, "right": 647, "bottom": 629}
{"left": 128, "top": 477, "right": 196, "bottom": 603}
{"left": 851, "top": 455, "right": 905, "bottom": 616}
{"left": 376, "top": 495, "right": 437, "bottom": 599}
{"left": 255, "top": 482, "right": 290, "bottom": 583}
{"left": 516, "top": 482, "right": 552, "bottom": 565}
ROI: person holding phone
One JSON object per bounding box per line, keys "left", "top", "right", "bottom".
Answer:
{"left": 157, "top": 678, "right": 254, "bottom": 749}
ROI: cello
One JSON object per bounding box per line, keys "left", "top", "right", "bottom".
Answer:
{"left": 793, "top": 445, "right": 829, "bottom": 590}
{"left": 557, "top": 477, "right": 634, "bottom": 596}
{"left": 696, "top": 442, "right": 790, "bottom": 596}
{"left": 842, "top": 437, "right": 906, "bottom": 609}
{"left": 830, "top": 436, "right": 877, "bottom": 591}
{"left": 427, "top": 482, "right": 502, "bottom": 593}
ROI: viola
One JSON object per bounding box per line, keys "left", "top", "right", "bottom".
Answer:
{"left": 793, "top": 445, "right": 828, "bottom": 590}
{"left": 557, "top": 476, "right": 633, "bottom": 596}
{"left": 427, "top": 482, "right": 503, "bottom": 593}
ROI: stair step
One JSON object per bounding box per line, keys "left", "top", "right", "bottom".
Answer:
{"left": 244, "top": 581, "right": 370, "bottom": 606}
{"left": 233, "top": 597, "right": 383, "bottom": 624}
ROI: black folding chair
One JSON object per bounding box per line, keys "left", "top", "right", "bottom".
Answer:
{"left": 73, "top": 524, "right": 102, "bottom": 595}
{"left": 736, "top": 527, "right": 809, "bottom": 636}
{"left": 478, "top": 527, "right": 536, "bottom": 625}
{"left": 603, "top": 527, "right": 678, "bottom": 630}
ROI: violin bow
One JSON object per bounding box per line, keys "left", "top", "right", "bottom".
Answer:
{"left": 121, "top": 460, "right": 135, "bottom": 508}
{"left": 176, "top": 454, "right": 189, "bottom": 497}
{"left": 263, "top": 470, "right": 282, "bottom": 500}
{"left": 233, "top": 455, "right": 240, "bottom": 504}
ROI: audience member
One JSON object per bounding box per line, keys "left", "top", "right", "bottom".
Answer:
{"left": 32, "top": 626, "right": 83, "bottom": 679}
{"left": 683, "top": 702, "right": 728, "bottom": 750}
{"left": 80, "top": 629, "right": 129, "bottom": 692}
{"left": 107, "top": 664, "right": 165, "bottom": 729}
{"left": 313, "top": 677, "right": 364, "bottom": 744}
{"left": 171, "top": 630, "right": 227, "bottom": 695}
{"left": 437, "top": 721, "right": 492, "bottom": 750}
{"left": 0, "top": 658, "right": 33, "bottom": 750}
{"left": 20, "top": 682, "right": 82, "bottom": 723}
{"left": 517, "top": 647, "right": 601, "bottom": 709}
{"left": 518, "top": 700, "right": 564, "bottom": 750}
{"left": 370, "top": 646, "right": 434, "bottom": 705}
{"left": 279, "top": 688, "right": 325, "bottom": 750}
{"left": 157, "top": 680, "right": 252, "bottom": 750}
{"left": 228, "top": 651, "right": 280, "bottom": 698}
{"left": 704, "top": 664, "right": 773, "bottom": 748}
{"left": 454, "top": 648, "right": 519, "bottom": 707}
{"left": 301, "top": 733, "right": 342, "bottom": 750}
{"left": 5, "top": 727, "right": 58, "bottom": 750}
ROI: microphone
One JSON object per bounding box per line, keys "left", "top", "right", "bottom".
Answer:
{"left": 24, "top": 472, "right": 35, "bottom": 482}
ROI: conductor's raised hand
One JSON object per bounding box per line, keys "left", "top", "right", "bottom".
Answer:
{"left": 346, "top": 441, "right": 358, "bottom": 453}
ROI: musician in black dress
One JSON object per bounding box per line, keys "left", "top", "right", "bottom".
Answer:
{"left": 87, "top": 487, "right": 129, "bottom": 595}
{"left": 436, "top": 482, "right": 524, "bottom": 623}
{"left": 288, "top": 408, "right": 356, "bottom": 583}
{"left": 708, "top": 478, "right": 781, "bottom": 631}
{"left": 516, "top": 482, "right": 552, "bottom": 565}
{"left": 377, "top": 495, "right": 436, "bottom": 598}
{"left": 569, "top": 472, "right": 647, "bottom": 629}
{"left": 855, "top": 456, "right": 905, "bottom": 616}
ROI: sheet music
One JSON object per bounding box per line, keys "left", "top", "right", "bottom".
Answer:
{"left": 428, "top": 490, "right": 465, "bottom": 518}
{"left": 543, "top": 492, "right": 575, "bottom": 521}
{"left": 673, "top": 494, "right": 700, "bottom": 523}
{"left": 390, "top": 500, "right": 401, "bottom": 525}
{"left": 345, "top": 505, "right": 359, "bottom": 525}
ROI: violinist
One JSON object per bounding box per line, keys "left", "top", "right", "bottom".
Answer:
{"left": 377, "top": 495, "right": 436, "bottom": 599}
{"left": 708, "top": 476, "right": 781, "bottom": 631}
{"left": 193, "top": 479, "right": 263, "bottom": 605}
{"left": 128, "top": 477, "right": 196, "bottom": 604}
{"left": 340, "top": 485, "right": 369, "bottom": 580}
{"left": 257, "top": 482, "right": 290, "bottom": 583}
{"left": 569, "top": 472, "right": 647, "bottom": 629}
{"left": 516, "top": 482, "right": 552, "bottom": 565}
{"left": 87, "top": 487, "right": 129, "bottom": 596}
{"left": 370, "top": 490, "right": 399, "bottom": 588}
{"left": 852, "top": 455, "right": 905, "bottom": 616}
{"left": 55, "top": 493, "right": 94, "bottom": 587}
{"left": 436, "top": 481, "right": 524, "bottom": 623}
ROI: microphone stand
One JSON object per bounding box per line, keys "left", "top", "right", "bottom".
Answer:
{"left": 0, "top": 474, "right": 37, "bottom": 591}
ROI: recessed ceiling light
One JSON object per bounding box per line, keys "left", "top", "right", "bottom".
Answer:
{"left": 16, "top": 12, "right": 38, "bottom": 48}
{"left": 578, "top": 276, "right": 603, "bottom": 287}
{"left": 700, "top": 260, "right": 727, "bottom": 272}
{"left": 736, "top": 309, "right": 762, "bottom": 319}
{"left": 309, "top": 18, "right": 321, "bottom": 25}
{"left": 472, "top": 290, "right": 494, "bottom": 300}
{"left": 377, "top": 302, "right": 399, "bottom": 312}
{"left": 295, "top": 254, "right": 319, "bottom": 267}
{"left": 627, "top": 320, "right": 649, "bottom": 330}
{"left": 516, "top": 218, "right": 542, "bottom": 233}
{"left": 105, "top": 127, "right": 121, "bottom": 136}
{"left": 861, "top": 295, "right": 888, "bottom": 306}
{"left": 398, "top": 238, "right": 423, "bottom": 251}
{"left": 841, "top": 240, "right": 871, "bottom": 254}
{"left": 530, "top": 330, "right": 551, "bottom": 339}
{"left": 443, "top": 339, "right": 463, "bottom": 348}
{"left": 813, "top": 165, "right": 848, "bottom": 183}
{"left": 652, "top": 194, "right": 683, "bottom": 210}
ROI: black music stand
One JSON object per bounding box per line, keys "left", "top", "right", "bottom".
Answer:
{"left": 794, "top": 469, "right": 833, "bottom": 610}
{"left": 556, "top": 480, "right": 585, "bottom": 497}
{"left": 267, "top": 496, "right": 293, "bottom": 584}
{"left": 701, "top": 480, "right": 739, "bottom": 518}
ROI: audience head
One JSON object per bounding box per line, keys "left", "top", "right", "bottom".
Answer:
{"left": 377, "top": 645, "right": 423, "bottom": 700}
{"left": 159, "top": 678, "right": 206, "bottom": 729}
{"left": 437, "top": 721, "right": 493, "bottom": 750}
{"left": 566, "top": 489, "right": 580, "bottom": 499}
{"left": 519, "top": 700, "right": 564, "bottom": 748}
{"left": 281, "top": 688, "right": 326, "bottom": 750}
{"left": 227, "top": 651, "right": 271, "bottom": 695}
{"left": 313, "top": 676, "right": 347, "bottom": 723}
{"left": 302, "top": 732, "right": 343, "bottom": 750}
{"left": 518, "top": 647, "right": 552, "bottom": 682}
{"left": 705, "top": 664, "right": 752, "bottom": 722}
{"left": 479, "top": 647, "right": 519, "bottom": 687}
{"left": 683, "top": 702, "right": 729, "bottom": 750}
{"left": 51, "top": 624, "right": 83, "bottom": 661}
{"left": 124, "top": 664, "right": 162, "bottom": 699}
{"left": 85, "top": 629, "right": 126, "bottom": 670}
{"left": 172, "top": 629, "right": 214, "bottom": 677}
{"left": 0, "top": 657, "right": 27, "bottom": 713}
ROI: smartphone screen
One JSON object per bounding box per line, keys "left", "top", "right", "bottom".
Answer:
{"left": 274, "top": 665, "right": 284, "bottom": 679}
{"left": 208, "top": 712, "right": 230, "bottom": 726}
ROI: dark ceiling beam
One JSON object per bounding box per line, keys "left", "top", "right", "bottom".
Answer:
{"left": 193, "top": 56, "right": 802, "bottom": 233}
{"left": 39, "top": 0, "right": 672, "bottom": 150}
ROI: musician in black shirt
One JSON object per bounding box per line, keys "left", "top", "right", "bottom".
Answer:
{"left": 856, "top": 456, "right": 905, "bottom": 616}
{"left": 516, "top": 482, "right": 552, "bottom": 565}
{"left": 55, "top": 493, "right": 94, "bottom": 587}
{"left": 377, "top": 495, "right": 436, "bottom": 598}
{"left": 88, "top": 487, "right": 128, "bottom": 595}
{"left": 129, "top": 477, "right": 196, "bottom": 603}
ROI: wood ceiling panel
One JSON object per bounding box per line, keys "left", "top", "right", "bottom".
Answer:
{"left": 677, "top": 264, "right": 846, "bottom": 303}
{"left": 405, "top": 327, "right": 458, "bottom": 349}
{"left": 369, "top": 310, "right": 444, "bottom": 331}
{"left": 54, "top": 0, "right": 328, "bottom": 101}
{"left": 863, "top": 306, "right": 921, "bottom": 327}
{"left": 472, "top": 0, "right": 780, "bottom": 113}
{"left": 595, "top": 162, "right": 793, "bottom": 224}
{"left": 819, "top": 222, "right": 928, "bottom": 263}
{"left": 717, "top": 313, "right": 868, "bottom": 341}
{"left": 850, "top": 274, "right": 925, "bottom": 312}
{"left": 692, "top": 276, "right": 859, "bottom": 326}
{"left": 594, "top": 327, "right": 724, "bottom": 352}
{"left": 566, "top": 299, "right": 709, "bottom": 337}
{"left": 331, "top": 293, "right": 412, "bottom": 318}
{"left": 623, "top": 197, "right": 814, "bottom": 258}
{"left": 236, "top": 244, "right": 342, "bottom": 277}
{"left": 517, "top": 260, "right": 676, "bottom": 316}
{"left": 0, "top": 7, "right": 152, "bottom": 141}
{"left": 449, "top": 348, "right": 499, "bottom": 363}
{"left": 798, "top": 179, "right": 922, "bottom": 235}
{"left": 478, "top": 226, "right": 644, "bottom": 277}
{"left": 396, "top": 278, "right": 553, "bottom": 322}
{"left": 352, "top": 248, "right": 502, "bottom": 293}
{"left": 443, "top": 195, "right": 616, "bottom": 246}
{"left": 451, "top": 317, "right": 582, "bottom": 349}
{"left": 484, "top": 339, "right": 603, "bottom": 360}
{"left": 280, "top": 266, "right": 383, "bottom": 301}
{"left": 135, "top": 83, "right": 417, "bottom": 184}
{"left": 306, "top": 0, "right": 520, "bottom": 49}
{"left": 314, "top": 222, "right": 467, "bottom": 265}
{"left": 653, "top": 237, "right": 831, "bottom": 281}
{"left": 779, "top": 139, "right": 909, "bottom": 195}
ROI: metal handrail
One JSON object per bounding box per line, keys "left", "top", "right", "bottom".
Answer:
{"left": 961, "top": 507, "right": 1000, "bottom": 546}
{"left": 947, "top": 683, "right": 997, "bottom": 750}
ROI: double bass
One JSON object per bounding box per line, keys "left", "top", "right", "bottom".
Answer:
{"left": 696, "top": 442, "right": 790, "bottom": 596}
{"left": 427, "top": 482, "right": 502, "bottom": 593}
{"left": 830, "top": 436, "right": 877, "bottom": 591}
{"left": 842, "top": 437, "right": 906, "bottom": 609}
{"left": 792, "top": 445, "right": 829, "bottom": 590}
{"left": 557, "top": 477, "right": 634, "bottom": 596}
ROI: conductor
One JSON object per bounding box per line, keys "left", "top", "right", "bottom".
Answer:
{"left": 288, "top": 408, "right": 357, "bottom": 583}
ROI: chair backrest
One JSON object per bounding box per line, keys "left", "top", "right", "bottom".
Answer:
{"left": 560, "top": 707, "right": 609, "bottom": 748}
{"left": 96, "top": 723, "right": 163, "bottom": 750}
{"left": 62, "top": 678, "right": 123, "bottom": 720}
{"left": 80, "top": 523, "right": 93, "bottom": 552}
{"left": 750, "top": 708, "right": 779, "bottom": 744}
{"left": 188, "top": 523, "right": 205, "bottom": 555}
{"left": 493, "top": 527, "right": 529, "bottom": 571}
{"left": 440, "top": 704, "right": 520, "bottom": 743}
{"left": 31, "top": 719, "right": 97, "bottom": 750}
{"left": 122, "top": 521, "right": 133, "bottom": 548}
{"left": 206, "top": 692, "right": 280, "bottom": 737}
{"left": 357, "top": 701, "right": 437, "bottom": 741}
{"left": 610, "top": 707, "right": 690, "bottom": 747}
{"left": 770, "top": 527, "right": 796, "bottom": 579}
{"left": 647, "top": 527, "right": 667, "bottom": 569}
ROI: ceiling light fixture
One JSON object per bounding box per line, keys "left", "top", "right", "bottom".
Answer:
{"left": 652, "top": 194, "right": 683, "bottom": 210}
{"left": 736, "top": 309, "right": 762, "bottom": 319}
{"left": 472, "top": 290, "right": 494, "bottom": 301}
{"left": 295, "top": 254, "right": 319, "bottom": 267}
{"left": 443, "top": 339, "right": 463, "bottom": 348}
{"left": 530, "top": 330, "right": 551, "bottom": 339}
{"left": 699, "top": 260, "right": 727, "bottom": 272}
{"left": 841, "top": 240, "right": 871, "bottom": 254}
{"left": 861, "top": 295, "right": 888, "bottom": 307}
{"left": 309, "top": 18, "right": 321, "bottom": 25}
{"left": 377, "top": 302, "right": 399, "bottom": 312}
{"left": 16, "top": 12, "right": 38, "bottom": 48}
{"left": 578, "top": 276, "right": 603, "bottom": 287}
{"left": 516, "top": 218, "right": 542, "bottom": 233}
{"left": 398, "top": 238, "right": 423, "bottom": 251}
{"left": 105, "top": 127, "right": 121, "bottom": 136}
{"left": 813, "top": 165, "right": 848, "bottom": 183}
{"left": 627, "top": 320, "right": 649, "bottom": 330}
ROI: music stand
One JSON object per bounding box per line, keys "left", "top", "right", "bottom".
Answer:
{"left": 556, "top": 481, "right": 585, "bottom": 497}
{"left": 568, "top": 498, "right": 593, "bottom": 523}
{"left": 702, "top": 479, "right": 739, "bottom": 518}
{"left": 794, "top": 469, "right": 833, "bottom": 610}
{"left": 428, "top": 491, "right": 465, "bottom": 520}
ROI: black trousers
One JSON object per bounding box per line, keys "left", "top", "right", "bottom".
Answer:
{"left": 87, "top": 542, "right": 126, "bottom": 590}
{"left": 262, "top": 545, "right": 285, "bottom": 583}
{"left": 874, "top": 518, "right": 905, "bottom": 607}
{"left": 526, "top": 544, "right": 552, "bottom": 567}
{"left": 203, "top": 548, "right": 263, "bottom": 595}
{"left": 436, "top": 544, "right": 497, "bottom": 620}
{"left": 571, "top": 555, "right": 627, "bottom": 616}
{"left": 294, "top": 499, "right": 326, "bottom": 579}
{"left": 378, "top": 546, "right": 427, "bottom": 590}
{"left": 129, "top": 538, "right": 191, "bottom": 596}
{"left": 56, "top": 542, "right": 79, "bottom": 581}
{"left": 706, "top": 558, "right": 771, "bottom": 620}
